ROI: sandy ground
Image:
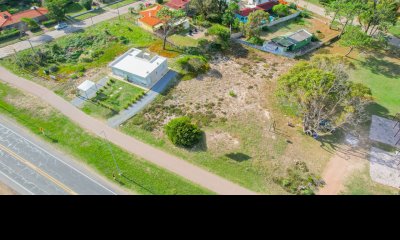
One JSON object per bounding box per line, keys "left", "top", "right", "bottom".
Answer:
{"left": 0, "top": 181, "right": 17, "bottom": 195}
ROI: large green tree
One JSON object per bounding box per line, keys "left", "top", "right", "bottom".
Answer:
{"left": 80, "top": 0, "right": 93, "bottom": 10}
{"left": 222, "top": 0, "right": 240, "bottom": 32}
{"left": 207, "top": 24, "right": 231, "bottom": 49}
{"left": 156, "top": 7, "right": 187, "bottom": 50}
{"left": 45, "top": 0, "right": 69, "bottom": 21}
{"left": 340, "top": 25, "right": 372, "bottom": 56}
{"left": 244, "top": 10, "right": 269, "bottom": 40}
{"left": 359, "top": 0, "right": 399, "bottom": 35}
{"left": 277, "top": 55, "right": 372, "bottom": 134}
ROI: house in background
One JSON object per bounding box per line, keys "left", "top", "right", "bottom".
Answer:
{"left": 138, "top": 4, "right": 164, "bottom": 32}
{"left": 0, "top": 7, "right": 48, "bottom": 31}
{"left": 263, "top": 29, "right": 313, "bottom": 53}
{"left": 166, "top": 0, "right": 191, "bottom": 12}
{"left": 109, "top": 48, "right": 169, "bottom": 88}
{"left": 236, "top": 0, "right": 278, "bottom": 23}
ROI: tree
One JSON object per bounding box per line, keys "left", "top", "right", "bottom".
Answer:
{"left": 207, "top": 24, "right": 231, "bottom": 49}
{"left": 277, "top": 55, "right": 372, "bottom": 134}
{"left": 21, "top": 18, "right": 40, "bottom": 30}
{"left": 156, "top": 0, "right": 164, "bottom": 4}
{"left": 80, "top": 0, "right": 93, "bottom": 10}
{"left": 156, "top": 7, "right": 187, "bottom": 50}
{"left": 222, "top": 0, "right": 240, "bottom": 33}
{"left": 340, "top": 25, "right": 372, "bottom": 56}
{"left": 45, "top": 0, "right": 69, "bottom": 21}
{"left": 244, "top": 10, "right": 269, "bottom": 40}
{"left": 272, "top": 4, "right": 289, "bottom": 17}
{"left": 189, "top": 0, "right": 228, "bottom": 21}
{"left": 164, "top": 117, "right": 202, "bottom": 148}
{"left": 359, "top": 0, "right": 399, "bottom": 35}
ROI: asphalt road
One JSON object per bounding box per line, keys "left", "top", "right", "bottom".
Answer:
{"left": 0, "top": 117, "right": 125, "bottom": 195}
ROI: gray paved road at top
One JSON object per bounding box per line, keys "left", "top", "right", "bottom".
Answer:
{"left": 0, "top": 0, "right": 155, "bottom": 59}
{"left": 0, "top": 117, "right": 126, "bottom": 195}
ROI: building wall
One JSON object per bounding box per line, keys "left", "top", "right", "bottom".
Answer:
{"left": 111, "top": 60, "right": 168, "bottom": 88}
{"left": 138, "top": 21, "right": 155, "bottom": 32}
{"left": 291, "top": 37, "right": 311, "bottom": 51}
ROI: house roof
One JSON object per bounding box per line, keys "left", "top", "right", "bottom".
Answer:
{"left": 109, "top": 48, "right": 167, "bottom": 79}
{"left": 139, "top": 5, "right": 163, "bottom": 27}
{"left": 271, "top": 36, "right": 294, "bottom": 47}
{"left": 0, "top": 7, "right": 48, "bottom": 28}
{"left": 288, "top": 29, "right": 313, "bottom": 42}
{"left": 256, "top": 1, "right": 279, "bottom": 11}
{"left": 165, "top": 0, "right": 190, "bottom": 10}
{"left": 237, "top": 8, "right": 259, "bottom": 17}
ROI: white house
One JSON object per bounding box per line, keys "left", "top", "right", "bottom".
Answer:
{"left": 109, "top": 48, "right": 168, "bottom": 88}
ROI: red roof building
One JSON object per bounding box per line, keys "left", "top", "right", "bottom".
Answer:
{"left": 0, "top": 7, "right": 48, "bottom": 29}
{"left": 165, "top": 0, "right": 191, "bottom": 11}
{"left": 138, "top": 5, "right": 164, "bottom": 31}
{"left": 256, "top": 1, "right": 279, "bottom": 11}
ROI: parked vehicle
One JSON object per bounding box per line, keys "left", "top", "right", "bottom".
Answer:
{"left": 55, "top": 22, "right": 68, "bottom": 30}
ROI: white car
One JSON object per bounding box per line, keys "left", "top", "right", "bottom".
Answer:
{"left": 55, "top": 22, "right": 68, "bottom": 30}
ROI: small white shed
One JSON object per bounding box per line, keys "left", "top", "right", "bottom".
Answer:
{"left": 77, "top": 80, "right": 98, "bottom": 99}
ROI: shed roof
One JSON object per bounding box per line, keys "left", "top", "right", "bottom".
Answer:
{"left": 78, "top": 80, "right": 96, "bottom": 92}
{"left": 271, "top": 36, "right": 293, "bottom": 47}
{"left": 166, "top": 0, "right": 190, "bottom": 10}
{"left": 288, "top": 29, "right": 313, "bottom": 42}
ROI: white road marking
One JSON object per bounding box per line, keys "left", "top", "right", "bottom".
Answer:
{"left": 0, "top": 122, "right": 117, "bottom": 195}
{"left": 0, "top": 167, "right": 34, "bottom": 195}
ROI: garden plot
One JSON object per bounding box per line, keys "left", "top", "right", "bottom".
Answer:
{"left": 82, "top": 79, "right": 145, "bottom": 119}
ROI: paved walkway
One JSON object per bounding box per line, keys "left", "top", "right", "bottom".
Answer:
{"left": 108, "top": 71, "right": 177, "bottom": 128}
{"left": 0, "top": 1, "right": 155, "bottom": 58}
{"left": 0, "top": 66, "right": 256, "bottom": 195}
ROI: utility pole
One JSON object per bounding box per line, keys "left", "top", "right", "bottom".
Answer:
{"left": 100, "top": 130, "right": 122, "bottom": 176}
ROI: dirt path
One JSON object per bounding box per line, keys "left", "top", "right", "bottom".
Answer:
{"left": 0, "top": 66, "right": 256, "bottom": 195}
{"left": 318, "top": 145, "right": 366, "bottom": 195}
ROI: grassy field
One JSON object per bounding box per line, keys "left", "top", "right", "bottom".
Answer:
{"left": 389, "top": 22, "right": 400, "bottom": 38}
{"left": 341, "top": 163, "right": 399, "bottom": 195}
{"left": 107, "top": 0, "right": 137, "bottom": 9}
{"left": 65, "top": 2, "right": 87, "bottom": 16}
{"left": 169, "top": 34, "right": 199, "bottom": 47}
{"left": 0, "top": 82, "right": 212, "bottom": 195}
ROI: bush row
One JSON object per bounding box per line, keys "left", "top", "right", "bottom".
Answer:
{"left": 0, "top": 29, "right": 20, "bottom": 41}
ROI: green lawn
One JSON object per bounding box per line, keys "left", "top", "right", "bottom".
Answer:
{"left": 350, "top": 55, "right": 400, "bottom": 115}
{"left": 65, "top": 2, "right": 87, "bottom": 16}
{"left": 169, "top": 34, "right": 199, "bottom": 47}
{"left": 389, "top": 22, "right": 400, "bottom": 38}
{"left": 107, "top": 0, "right": 137, "bottom": 9}
{"left": 0, "top": 82, "right": 212, "bottom": 195}
{"left": 341, "top": 164, "right": 399, "bottom": 195}
{"left": 74, "top": 8, "right": 106, "bottom": 21}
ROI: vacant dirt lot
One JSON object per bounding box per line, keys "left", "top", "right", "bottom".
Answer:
{"left": 124, "top": 46, "right": 335, "bottom": 193}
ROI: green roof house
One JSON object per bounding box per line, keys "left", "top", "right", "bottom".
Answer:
{"left": 269, "top": 29, "right": 313, "bottom": 52}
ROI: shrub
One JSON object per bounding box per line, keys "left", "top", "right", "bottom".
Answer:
{"left": 300, "top": 10, "right": 311, "bottom": 18}
{"left": 0, "top": 29, "right": 20, "bottom": 41}
{"left": 229, "top": 90, "right": 236, "bottom": 97}
{"left": 164, "top": 117, "right": 202, "bottom": 148}
{"left": 177, "top": 55, "right": 209, "bottom": 75}
{"left": 80, "top": 0, "right": 93, "bottom": 10}
{"left": 42, "top": 19, "right": 57, "bottom": 27}
{"left": 272, "top": 4, "right": 290, "bottom": 17}
{"left": 49, "top": 65, "right": 59, "bottom": 73}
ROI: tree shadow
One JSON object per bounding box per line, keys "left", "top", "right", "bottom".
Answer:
{"left": 188, "top": 132, "right": 208, "bottom": 152}
{"left": 225, "top": 152, "right": 252, "bottom": 162}
{"left": 208, "top": 69, "right": 223, "bottom": 79}
{"left": 225, "top": 41, "right": 249, "bottom": 58}
{"left": 360, "top": 55, "right": 400, "bottom": 79}
{"left": 365, "top": 102, "right": 391, "bottom": 119}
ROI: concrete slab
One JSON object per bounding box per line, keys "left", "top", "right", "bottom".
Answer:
{"left": 370, "top": 147, "right": 400, "bottom": 189}
{"left": 369, "top": 115, "right": 400, "bottom": 147}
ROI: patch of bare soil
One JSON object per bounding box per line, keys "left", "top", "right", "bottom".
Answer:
{"left": 5, "top": 91, "right": 53, "bottom": 117}
{"left": 0, "top": 181, "right": 16, "bottom": 195}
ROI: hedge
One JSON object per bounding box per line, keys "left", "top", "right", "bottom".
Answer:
{"left": 42, "top": 19, "right": 57, "bottom": 27}
{"left": 0, "top": 29, "right": 21, "bottom": 41}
